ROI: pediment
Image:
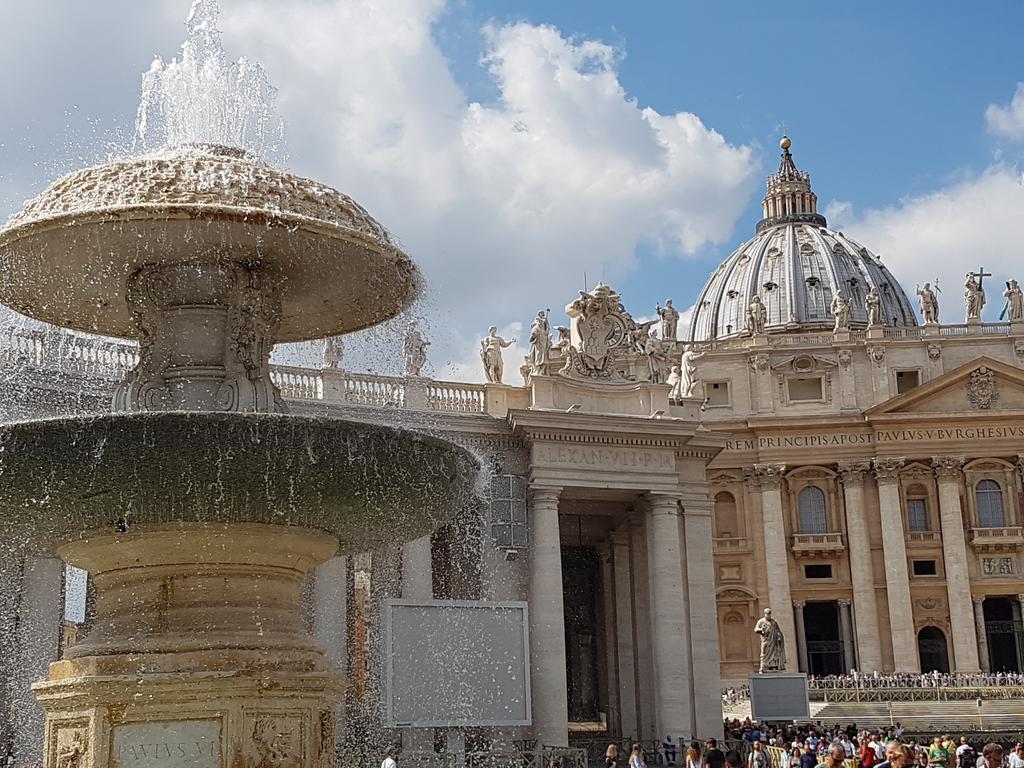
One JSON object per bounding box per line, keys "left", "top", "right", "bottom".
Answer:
{"left": 867, "top": 356, "right": 1024, "bottom": 416}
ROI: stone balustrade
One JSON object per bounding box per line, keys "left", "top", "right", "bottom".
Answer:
{"left": 790, "top": 531, "right": 845, "bottom": 558}
{"left": 968, "top": 526, "right": 1024, "bottom": 552}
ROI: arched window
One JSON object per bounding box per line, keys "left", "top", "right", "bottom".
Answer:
{"left": 714, "top": 492, "right": 739, "bottom": 539}
{"left": 798, "top": 486, "right": 827, "bottom": 534}
{"left": 976, "top": 480, "right": 1005, "bottom": 528}
{"left": 906, "top": 485, "right": 929, "bottom": 532}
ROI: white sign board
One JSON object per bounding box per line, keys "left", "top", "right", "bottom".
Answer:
{"left": 111, "top": 720, "right": 221, "bottom": 768}
{"left": 384, "top": 599, "right": 531, "bottom": 728}
{"left": 749, "top": 673, "right": 810, "bottom": 722}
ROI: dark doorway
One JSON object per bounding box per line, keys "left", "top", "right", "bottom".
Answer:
{"left": 984, "top": 597, "right": 1024, "bottom": 672}
{"left": 803, "top": 601, "right": 844, "bottom": 675}
{"left": 918, "top": 626, "right": 950, "bottom": 673}
{"left": 562, "top": 547, "right": 602, "bottom": 721}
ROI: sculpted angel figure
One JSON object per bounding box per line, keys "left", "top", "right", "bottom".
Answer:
{"left": 830, "top": 290, "right": 851, "bottom": 332}
{"left": 1004, "top": 279, "right": 1024, "bottom": 322}
{"left": 480, "top": 326, "right": 516, "bottom": 383}
{"left": 865, "top": 286, "right": 882, "bottom": 327}
{"left": 964, "top": 273, "right": 985, "bottom": 321}
{"left": 747, "top": 295, "right": 767, "bottom": 335}
{"left": 754, "top": 608, "right": 787, "bottom": 673}
{"left": 916, "top": 282, "right": 939, "bottom": 324}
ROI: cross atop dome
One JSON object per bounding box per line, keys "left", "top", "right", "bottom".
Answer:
{"left": 756, "top": 134, "right": 827, "bottom": 232}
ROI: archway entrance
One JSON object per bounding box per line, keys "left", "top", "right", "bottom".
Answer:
{"left": 983, "top": 597, "right": 1024, "bottom": 672}
{"left": 918, "top": 626, "right": 950, "bottom": 673}
{"left": 803, "top": 602, "right": 844, "bottom": 675}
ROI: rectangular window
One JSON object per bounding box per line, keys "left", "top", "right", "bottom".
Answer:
{"left": 907, "top": 498, "right": 929, "bottom": 532}
{"left": 896, "top": 370, "right": 921, "bottom": 394}
{"left": 913, "top": 560, "right": 938, "bottom": 576}
{"left": 787, "top": 376, "right": 823, "bottom": 402}
{"left": 705, "top": 380, "right": 731, "bottom": 407}
{"left": 490, "top": 475, "right": 528, "bottom": 549}
{"left": 804, "top": 564, "right": 833, "bottom": 579}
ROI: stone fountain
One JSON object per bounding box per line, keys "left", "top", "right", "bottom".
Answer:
{"left": 0, "top": 5, "right": 479, "bottom": 768}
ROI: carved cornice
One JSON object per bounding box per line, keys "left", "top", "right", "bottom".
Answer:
{"left": 873, "top": 457, "right": 906, "bottom": 484}
{"left": 837, "top": 460, "right": 873, "bottom": 486}
{"left": 932, "top": 455, "right": 967, "bottom": 480}
{"left": 752, "top": 463, "right": 787, "bottom": 491}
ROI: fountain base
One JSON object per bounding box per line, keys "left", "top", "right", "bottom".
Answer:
{"left": 34, "top": 524, "right": 344, "bottom": 768}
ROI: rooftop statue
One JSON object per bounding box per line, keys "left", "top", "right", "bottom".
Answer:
{"left": 830, "top": 290, "right": 851, "bottom": 332}
{"left": 965, "top": 273, "right": 986, "bottom": 322}
{"left": 1003, "top": 279, "right": 1024, "bottom": 323}
{"left": 680, "top": 345, "right": 706, "bottom": 398}
{"left": 754, "top": 608, "right": 787, "bottom": 673}
{"left": 527, "top": 309, "right": 552, "bottom": 376}
{"left": 403, "top": 321, "right": 429, "bottom": 377}
{"left": 323, "top": 336, "right": 344, "bottom": 370}
{"left": 916, "top": 282, "right": 940, "bottom": 324}
{"left": 656, "top": 298, "right": 680, "bottom": 340}
{"left": 865, "top": 286, "right": 882, "bottom": 327}
{"left": 481, "top": 326, "right": 516, "bottom": 383}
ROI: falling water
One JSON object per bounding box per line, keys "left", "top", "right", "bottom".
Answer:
{"left": 134, "top": 0, "right": 282, "bottom": 159}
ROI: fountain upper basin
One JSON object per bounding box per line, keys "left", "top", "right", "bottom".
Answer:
{"left": 0, "top": 146, "right": 420, "bottom": 341}
{"left": 0, "top": 411, "right": 480, "bottom": 553}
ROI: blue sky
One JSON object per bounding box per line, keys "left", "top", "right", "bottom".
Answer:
{"left": 1, "top": 1, "right": 1023, "bottom": 378}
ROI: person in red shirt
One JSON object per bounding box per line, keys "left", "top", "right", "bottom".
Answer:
{"left": 860, "top": 738, "right": 878, "bottom": 768}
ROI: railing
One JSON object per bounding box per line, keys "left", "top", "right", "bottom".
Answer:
{"left": 714, "top": 536, "right": 749, "bottom": 551}
{"left": 907, "top": 530, "right": 941, "bottom": 544}
{"left": 271, "top": 367, "right": 323, "bottom": 400}
{"left": 343, "top": 371, "right": 406, "bottom": 408}
{"left": 791, "top": 532, "right": 845, "bottom": 555}
{"left": 380, "top": 749, "right": 588, "bottom": 768}
{"left": 812, "top": 685, "right": 1024, "bottom": 702}
{"left": 969, "top": 526, "right": 1024, "bottom": 552}
{"left": 428, "top": 382, "right": 486, "bottom": 413}
{"left": 971, "top": 526, "right": 1024, "bottom": 540}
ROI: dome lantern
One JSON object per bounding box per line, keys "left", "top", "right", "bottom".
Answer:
{"left": 757, "top": 135, "right": 827, "bottom": 232}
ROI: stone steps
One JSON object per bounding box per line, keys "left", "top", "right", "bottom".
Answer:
{"left": 814, "top": 700, "right": 1024, "bottom": 731}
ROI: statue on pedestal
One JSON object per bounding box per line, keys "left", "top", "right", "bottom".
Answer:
{"left": 527, "top": 309, "right": 552, "bottom": 376}
{"left": 1003, "top": 279, "right": 1024, "bottom": 322}
{"left": 916, "top": 282, "right": 939, "bottom": 324}
{"left": 830, "top": 291, "right": 851, "bottom": 332}
{"left": 322, "top": 336, "right": 344, "bottom": 369}
{"left": 865, "top": 286, "right": 882, "bottom": 327}
{"left": 965, "top": 273, "right": 986, "bottom": 322}
{"left": 480, "top": 326, "right": 516, "bottom": 383}
{"left": 403, "top": 321, "right": 429, "bottom": 377}
{"left": 656, "top": 298, "right": 680, "bottom": 340}
{"left": 680, "top": 344, "right": 705, "bottom": 398}
{"left": 754, "top": 608, "right": 786, "bottom": 673}
{"left": 666, "top": 365, "right": 683, "bottom": 401}
{"left": 747, "top": 295, "right": 767, "bottom": 335}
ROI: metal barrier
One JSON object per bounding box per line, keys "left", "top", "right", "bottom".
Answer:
{"left": 377, "top": 749, "right": 589, "bottom": 768}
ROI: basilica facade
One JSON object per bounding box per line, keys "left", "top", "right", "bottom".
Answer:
{"left": 4, "top": 138, "right": 1024, "bottom": 761}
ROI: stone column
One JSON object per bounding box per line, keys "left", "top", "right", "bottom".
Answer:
{"left": 933, "top": 456, "right": 981, "bottom": 673}
{"left": 793, "top": 601, "right": 809, "bottom": 673}
{"left": 529, "top": 487, "right": 569, "bottom": 746}
{"left": 873, "top": 458, "right": 919, "bottom": 672}
{"left": 838, "top": 600, "right": 856, "bottom": 673}
{"left": 12, "top": 556, "right": 63, "bottom": 768}
{"left": 630, "top": 520, "right": 656, "bottom": 741}
{"left": 313, "top": 555, "right": 348, "bottom": 744}
{"left": 400, "top": 536, "right": 433, "bottom": 750}
{"left": 974, "top": 597, "right": 991, "bottom": 673}
{"left": 837, "top": 460, "right": 883, "bottom": 673}
{"left": 750, "top": 464, "right": 797, "bottom": 670}
{"left": 611, "top": 530, "right": 638, "bottom": 739}
{"left": 600, "top": 543, "right": 620, "bottom": 735}
{"left": 1017, "top": 594, "right": 1024, "bottom": 627}
{"left": 681, "top": 491, "right": 722, "bottom": 739}
{"left": 645, "top": 494, "right": 693, "bottom": 739}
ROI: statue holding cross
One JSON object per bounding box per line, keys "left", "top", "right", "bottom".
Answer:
{"left": 964, "top": 267, "right": 990, "bottom": 322}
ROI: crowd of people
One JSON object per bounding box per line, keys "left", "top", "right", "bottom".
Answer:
{"left": 807, "top": 673, "right": 1024, "bottom": 690}
{"left": 719, "top": 718, "right": 1024, "bottom": 768}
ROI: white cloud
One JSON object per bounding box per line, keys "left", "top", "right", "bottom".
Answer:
{"left": 218, "top": 1, "right": 757, "bottom": 374}
{"left": 841, "top": 169, "right": 1024, "bottom": 322}
{"left": 986, "top": 83, "right": 1024, "bottom": 142}
{"left": 823, "top": 199, "right": 854, "bottom": 230}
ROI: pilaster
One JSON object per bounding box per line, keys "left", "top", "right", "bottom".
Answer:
{"left": 973, "top": 597, "right": 991, "bottom": 673}
{"left": 792, "top": 601, "right": 808, "bottom": 673}
{"left": 837, "top": 460, "right": 882, "bottom": 673}
{"left": 838, "top": 599, "right": 855, "bottom": 673}
{"left": 933, "top": 456, "right": 981, "bottom": 673}
{"left": 610, "top": 530, "right": 638, "bottom": 739}
{"left": 873, "top": 457, "right": 919, "bottom": 672}
{"left": 750, "top": 464, "right": 797, "bottom": 671}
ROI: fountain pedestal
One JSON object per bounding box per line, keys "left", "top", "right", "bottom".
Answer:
{"left": 34, "top": 525, "right": 343, "bottom": 768}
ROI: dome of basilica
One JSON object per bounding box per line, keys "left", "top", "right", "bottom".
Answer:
{"left": 688, "top": 137, "right": 917, "bottom": 342}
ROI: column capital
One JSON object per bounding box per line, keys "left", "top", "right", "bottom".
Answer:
{"left": 974, "top": 596, "right": 986, "bottom": 607}
{"left": 750, "top": 463, "right": 787, "bottom": 491}
{"left": 1017, "top": 593, "right": 1024, "bottom": 603}
{"left": 932, "top": 455, "right": 966, "bottom": 480}
{"left": 873, "top": 457, "right": 906, "bottom": 484}
{"left": 646, "top": 493, "right": 682, "bottom": 516}
{"left": 793, "top": 600, "right": 806, "bottom": 609}
{"left": 528, "top": 485, "right": 561, "bottom": 506}
{"left": 838, "top": 599, "right": 852, "bottom": 608}
{"left": 837, "top": 460, "right": 873, "bottom": 485}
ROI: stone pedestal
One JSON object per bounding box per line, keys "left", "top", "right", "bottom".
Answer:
{"left": 35, "top": 524, "right": 344, "bottom": 768}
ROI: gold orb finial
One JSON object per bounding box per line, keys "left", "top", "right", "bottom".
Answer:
{"left": 780, "top": 135, "right": 792, "bottom": 150}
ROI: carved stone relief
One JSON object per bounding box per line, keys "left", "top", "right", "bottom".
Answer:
{"left": 982, "top": 557, "right": 1016, "bottom": 576}
{"left": 248, "top": 716, "right": 303, "bottom": 768}
{"left": 967, "top": 366, "right": 999, "bottom": 410}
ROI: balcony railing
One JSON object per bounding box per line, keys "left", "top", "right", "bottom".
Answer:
{"left": 713, "top": 536, "right": 749, "bottom": 552}
{"left": 791, "top": 532, "right": 845, "bottom": 558}
{"left": 969, "top": 526, "right": 1024, "bottom": 553}
{"left": 907, "top": 530, "right": 941, "bottom": 545}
